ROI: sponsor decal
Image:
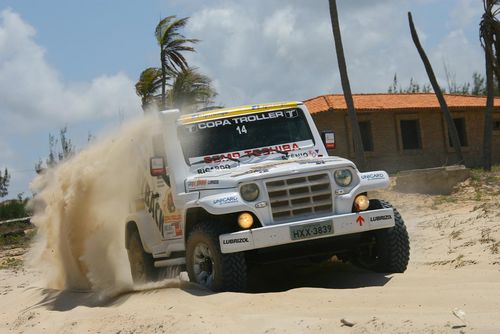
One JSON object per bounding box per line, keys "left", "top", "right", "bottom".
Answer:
{"left": 201, "top": 143, "right": 301, "bottom": 164}
{"left": 361, "top": 172, "right": 385, "bottom": 181}
{"left": 190, "top": 140, "right": 313, "bottom": 170}
{"left": 255, "top": 201, "right": 267, "bottom": 208}
{"left": 222, "top": 237, "right": 249, "bottom": 245}
{"left": 198, "top": 119, "right": 232, "bottom": 129}
{"left": 164, "top": 214, "right": 182, "bottom": 223}
{"left": 167, "top": 193, "right": 175, "bottom": 213}
{"left": 356, "top": 216, "right": 365, "bottom": 226}
{"left": 202, "top": 153, "right": 240, "bottom": 163}
{"left": 213, "top": 196, "right": 239, "bottom": 206}
{"left": 370, "top": 215, "right": 392, "bottom": 222}
{"left": 187, "top": 179, "right": 209, "bottom": 188}
{"left": 163, "top": 221, "right": 183, "bottom": 239}
{"left": 208, "top": 180, "right": 219, "bottom": 185}
{"left": 287, "top": 149, "right": 318, "bottom": 159}
{"left": 163, "top": 189, "right": 183, "bottom": 239}
{"left": 289, "top": 152, "right": 309, "bottom": 158}
{"left": 196, "top": 164, "right": 232, "bottom": 174}
{"left": 144, "top": 183, "right": 165, "bottom": 237}
{"left": 284, "top": 109, "right": 298, "bottom": 118}
{"left": 194, "top": 111, "right": 286, "bottom": 130}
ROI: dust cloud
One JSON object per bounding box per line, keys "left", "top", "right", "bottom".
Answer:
{"left": 28, "top": 115, "right": 160, "bottom": 296}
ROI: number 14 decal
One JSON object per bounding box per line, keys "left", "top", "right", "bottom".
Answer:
{"left": 236, "top": 125, "right": 247, "bottom": 135}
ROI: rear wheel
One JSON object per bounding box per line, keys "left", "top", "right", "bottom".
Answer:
{"left": 353, "top": 200, "right": 410, "bottom": 273}
{"left": 186, "top": 223, "right": 246, "bottom": 292}
{"left": 127, "top": 227, "right": 159, "bottom": 284}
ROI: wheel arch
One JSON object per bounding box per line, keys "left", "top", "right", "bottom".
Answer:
{"left": 125, "top": 220, "right": 139, "bottom": 250}
{"left": 124, "top": 211, "right": 162, "bottom": 254}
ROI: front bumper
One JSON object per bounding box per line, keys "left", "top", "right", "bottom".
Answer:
{"left": 219, "top": 208, "right": 395, "bottom": 253}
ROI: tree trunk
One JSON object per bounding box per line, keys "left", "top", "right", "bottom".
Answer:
{"left": 160, "top": 49, "right": 166, "bottom": 110}
{"left": 492, "top": 20, "right": 500, "bottom": 92}
{"left": 483, "top": 32, "right": 494, "bottom": 171}
{"left": 328, "top": 0, "right": 366, "bottom": 171}
{"left": 408, "top": 12, "right": 464, "bottom": 165}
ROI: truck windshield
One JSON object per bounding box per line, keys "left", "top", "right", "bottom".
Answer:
{"left": 178, "top": 108, "right": 314, "bottom": 164}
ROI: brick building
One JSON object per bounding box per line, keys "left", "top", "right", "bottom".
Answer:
{"left": 304, "top": 93, "right": 500, "bottom": 172}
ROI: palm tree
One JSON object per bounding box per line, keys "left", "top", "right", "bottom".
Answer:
{"left": 135, "top": 67, "right": 163, "bottom": 112}
{"left": 155, "top": 16, "right": 198, "bottom": 109}
{"left": 168, "top": 67, "right": 217, "bottom": 114}
{"left": 328, "top": 0, "right": 366, "bottom": 170}
{"left": 480, "top": 1, "right": 500, "bottom": 171}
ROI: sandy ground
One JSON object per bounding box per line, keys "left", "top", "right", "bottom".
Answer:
{"left": 1, "top": 177, "right": 499, "bottom": 333}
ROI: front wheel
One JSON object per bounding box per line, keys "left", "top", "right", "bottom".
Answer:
{"left": 353, "top": 200, "right": 410, "bottom": 273}
{"left": 186, "top": 223, "right": 247, "bottom": 292}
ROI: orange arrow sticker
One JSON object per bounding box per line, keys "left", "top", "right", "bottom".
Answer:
{"left": 356, "top": 216, "right": 365, "bottom": 226}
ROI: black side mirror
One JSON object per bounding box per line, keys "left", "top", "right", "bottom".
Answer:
{"left": 321, "top": 130, "right": 336, "bottom": 149}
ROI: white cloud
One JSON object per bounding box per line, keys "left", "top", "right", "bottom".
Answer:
{"left": 451, "top": 0, "right": 483, "bottom": 28}
{"left": 0, "top": 9, "right": 142, "bottom": 198}
{"left": 431, "top": 29, "right": 484, "bottom": 86}
{"left": 0, "top": 9, "right": 140, "bottom": 133}
{"left": 185, "top": 0, "right": 484, "bottom": 106}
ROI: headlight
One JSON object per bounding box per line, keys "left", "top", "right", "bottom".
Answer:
{"left": 334, "top": 169, "right": 353, "bottom": 187}
{"left": 240, "top": 183, "right": 260, "bottom": 201}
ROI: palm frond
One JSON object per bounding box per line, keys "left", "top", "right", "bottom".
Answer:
{"left": 167, "top": 67, "right": 217, "bottom": 113}
{"left": 135, "top": 67, "right": 163, "bottom": 105}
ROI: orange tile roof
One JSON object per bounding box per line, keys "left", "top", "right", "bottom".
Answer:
{"left": 304, "top": 93, "right": 500, "bottom": 114}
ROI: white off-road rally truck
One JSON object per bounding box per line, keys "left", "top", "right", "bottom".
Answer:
{"left": 125, "top": 101, "right": 410, "bottom": 291}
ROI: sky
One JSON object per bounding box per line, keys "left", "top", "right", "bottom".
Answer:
{"left": 0, "top": 0, "right": 485, "bottom": 198}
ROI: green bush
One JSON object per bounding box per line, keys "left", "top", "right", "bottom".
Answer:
{"left": 0, "top": 198, "right": 30, "bottom": 221}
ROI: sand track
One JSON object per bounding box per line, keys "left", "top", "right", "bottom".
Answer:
{"left": 1, "top": 182, "right": 500, "bottom": 333}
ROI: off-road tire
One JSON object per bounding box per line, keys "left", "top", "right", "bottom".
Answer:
{"left": 186, "top": 223, "right": 246, "bottom": 292}
{"left": 354, "top": 200, "right": 410, "bottom": 273}
{"left": 127, "top": 227, "right": 159, "bottom": 284}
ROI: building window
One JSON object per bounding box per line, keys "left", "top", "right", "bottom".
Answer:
{"left": 359, "top": 121, "right": 374, "bottom": 151}
{"left": 400, "top": 119, "right": 422, "bottom": 150}
{"left": 494, "top": 119, "right": 500, "bottom": 131}
{"left": 448, "top": 118, "right": 468, "bottom": 147}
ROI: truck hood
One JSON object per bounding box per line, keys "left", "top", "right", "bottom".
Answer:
{"left": 185, "top": 156, "right": 356, "bottom": 191}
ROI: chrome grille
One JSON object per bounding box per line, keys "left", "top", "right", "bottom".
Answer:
{"left": 266, "top": 173, "right": 333, "bottom": 221}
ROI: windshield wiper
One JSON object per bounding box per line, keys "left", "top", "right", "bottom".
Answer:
{"left": 271, "top": 148, "right": 289, "bottom": 157}
{"left": 238, "top": 150, "right": 262, "bottom": 159}
{"left": 224, "top": 155, "right": 241, "bottom": 162}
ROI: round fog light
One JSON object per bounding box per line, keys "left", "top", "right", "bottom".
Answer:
{"left": 238, "top": 212, "right": 254, "bottom": 229}
{"left": 354, "top": 195, "right": 370, "bottom": 211}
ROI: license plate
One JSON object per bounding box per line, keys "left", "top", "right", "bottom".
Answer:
{"left": 289, "top": 221, "right": 334, "bottom": 241}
